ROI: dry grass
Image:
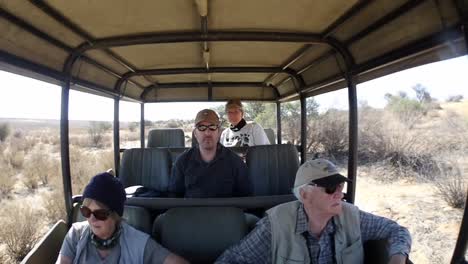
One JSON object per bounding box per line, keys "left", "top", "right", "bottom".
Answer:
{"left": 0, "top": 247, "right": 12, "bottom": 264}
{"left": 95, "top": 150, "right": 115, "bottom": 173}
{"left": 4, "top": 148, "right": 25, "bottom": 170}
{"left": 355, "top": 170, "right": 465, "bottom": 264}
{"left": 358, "top": 110, "right": 442, "bottom": 181}
{"left": 69, "top": 147, "right": 96, "bottom": 194}
{"left": 22, "top": 145, "right": 60, "bottom": 192}
{"left": 307, "top": 110, "right": 348, "bottom": 160}
{"left": 0, "top": 201, "right": 43, "bottom": 262}
{"left": 42, "top": 188, "right": 67, "bottom": 224}
{"left": 441, "top": 100, "right": 468, "bottom": 118}
{"left": 433, "top": 161, "right": 467, "bottom": 209}
{"left": 69, "top": 147, "right": 115, "bottom": 194}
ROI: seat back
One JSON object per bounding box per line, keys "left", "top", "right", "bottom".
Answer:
{"left": 153, "top": 207, "right": 255, "bottom": 264}
{"left": 20, "top": 220, "right": 68, "bottom": 264}
{"left": 119, "top": 148, "right": 171, "bottom": 192}
{"left": 246, "top": 144, "right": 299, "bottom": 196}
{"left": 147, "top": 128, "right": 185, "bottom": 148}
{"left": 123, "top": 205, "right": 153, "bottom": 234}
{"left": 264, "top": 128, "right": 276, "bottom": 144}
{"left": 167, "top": 147, "right": 190, "bottom": 166}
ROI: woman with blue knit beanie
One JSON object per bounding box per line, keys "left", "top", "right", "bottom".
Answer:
{"left": 56, "top": 172, "right": 188, "bottom": 264}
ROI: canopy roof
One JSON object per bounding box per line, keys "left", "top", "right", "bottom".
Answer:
{"left": 0, "top": 0, "right": 466, "bottom": 102}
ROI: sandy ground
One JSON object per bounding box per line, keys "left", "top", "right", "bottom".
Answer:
{"left": 355, "top": 173, "right": 466, "bottom": 263}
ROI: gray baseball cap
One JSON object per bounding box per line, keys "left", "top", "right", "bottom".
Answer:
{"left": 294, "top": 159, "right": 351, "bottom": 188}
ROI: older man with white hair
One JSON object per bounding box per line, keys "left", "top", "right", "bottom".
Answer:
{"left": 216, "top": 159, "right": 411, "bottom": 264}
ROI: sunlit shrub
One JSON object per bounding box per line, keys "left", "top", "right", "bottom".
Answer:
{"left": 42, "top": 188, "right": 66, "bottom": 224}
{"left": 446, "top": 95, "right": 464, "bottom": 102}
{"left": 5, "top": 149, "right": 25, "bottom": 169}
{"left": 0, "top": 201, "right": 42, "bottom": 261}
{"left": 308, "top": 109, "right": 348, "bottom": 160}
{"left": 358, "top": 108, "right": 439, "bottom": 180}
{"left": 0, "top": 123, "right": 10, "bottom": 142}
{"left": 87, "top": 121, "right": 112, "bottom": 148}
{"left": 0, "top": 158, "right": 15, "bottom": 199}
{"left": 95, "top": 150, "right": 114, "bottom": 173}
{"left": 0, "top": 250, "right": 12, "bottom": 263}
{"left": 434, "top": 161, "right": 467, "bottom": 209}
{"left": 23, "top": 146, "right": 60, "bottom": 188}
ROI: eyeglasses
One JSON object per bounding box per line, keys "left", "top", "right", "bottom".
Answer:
{"left": 196, "top": 124, "right": 219, "bottom": 131}
{"left": 309, "top": 183, "right": 344, "bottom": 195}
{"left": 80, "top": 206, "right": 111, "bottom": 221}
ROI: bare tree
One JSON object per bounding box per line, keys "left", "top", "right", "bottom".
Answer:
{"left": 87, "top": 121, "right": 111, "bottom": 148}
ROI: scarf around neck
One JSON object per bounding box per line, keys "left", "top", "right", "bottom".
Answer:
{"left": 230, "top": 118, "right": 246, "bottom": 132}
{"left": 90, "top": 224, "right": 122, "bottom": 250}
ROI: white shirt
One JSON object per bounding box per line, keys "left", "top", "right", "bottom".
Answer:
{"left": 220, "top": 122, "right": 270, "bottom": 147}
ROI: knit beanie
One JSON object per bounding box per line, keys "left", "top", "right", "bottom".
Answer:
{"left": 83, "top": 172, "right": 126, "bottom": 216}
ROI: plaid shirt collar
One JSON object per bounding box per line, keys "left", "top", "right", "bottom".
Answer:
{"left": 295, "top": 204, "right": 335, "bottom": 236}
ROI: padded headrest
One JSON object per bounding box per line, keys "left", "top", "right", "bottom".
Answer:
{"left": 153, "top": 207, "right": 252, "bottom": 264}
{"left": 246, "top": 144, "right": 299, "bottom": 195}
{"left": 119, "top": 148, "right": 171, "bottom": 191}
{"left": 148, "top": 128, "right": 185, "bottom": 147}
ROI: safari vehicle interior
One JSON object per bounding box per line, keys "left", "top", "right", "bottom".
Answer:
{"left": 0, "top": 0, "right": 467, "bottom": 263}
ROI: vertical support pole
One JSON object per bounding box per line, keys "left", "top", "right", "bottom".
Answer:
{"left": 451, "top": 194, "right": 468, "bottom": 264}
{"left": 450, "top": 10, "right": 468, "bottom": 262}
{"left": 60, "top": 83, "right": 73, "bottom": 226}
{"left": 113, "top": 97, "right": 120, "bottom": 177}
{"left": 276, "top": 101, "right": 282, "bottom": 144}
{"left": 300, "top": 93, "right": 307, "bottom": 163}
{"left": 140, "top": 103, "right": 145, "bottom": 148}
{"left": 346, "top": 72, "right": 358, "bottom": 204}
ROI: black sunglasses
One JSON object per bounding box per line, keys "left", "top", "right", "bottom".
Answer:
{"left": 309, "top": 182, "right": 343, "bottom": 194}
{"left": 196, "top": 124, "right": 219, "bottom": 131}
{"left": 80, "top": 205, "right": 111, "bottom": 221}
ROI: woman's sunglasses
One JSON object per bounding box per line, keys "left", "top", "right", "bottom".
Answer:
{"left": 80, "top": 206, "right": 111, "bottom": 221}
{"left": 309, "top": 183, "right": 343, "bottom": 194}
{"left": 196, "top": 124, "right": 219, "bottom": 131}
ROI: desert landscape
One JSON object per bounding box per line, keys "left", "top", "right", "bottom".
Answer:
{"left": 0, "top": 97, "right": 466, "bottom": 263}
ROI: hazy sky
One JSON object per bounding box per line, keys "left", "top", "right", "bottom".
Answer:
{"left": 0, "top": 55, "right": 467, "bottom": 122}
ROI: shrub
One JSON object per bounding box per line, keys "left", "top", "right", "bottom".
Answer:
{"left": 0, "top": 202, "right": 42, "bottom": 261}
{"left": 358, "top": 109, "right": 439, "bottom": 180}
{"left": 446, "top": 95, "right": 464, "bottom": 102}
{"left": 87, "top": 121, "right": 111, "bottom": 148}
{"left": 0, "top": 158, "right": 15, "bottom": 198}
{"left": 0, "top": 250, "right": 12, "bottom": 263}
{"left": 433, "top": 161, "right": 467, "bottom": 209}
{"left": 413, "top": 84, "right": 432, "bottom": 104}
{"left": 43, "top": 188, "right": 66, "bottom": 223}
{"left": 5, "top": 149, "right": 25, "bottom": 169}
{"left": 128, "top": 121, "right": 139, "bottom": 132}
{"left": 95, "top": 150, "right": 115, "bottom": 173}
{"left": 70, "top": 147, "right": 98, "bottom": 194}
{"left": 386, "top": 97, "right": 426, "bottom": 128}
{"left": 308, "top": 109, "right": 348, "bottom": 160}
{"left": 0, "top": 123, "right": 10, "bottom": 142}
{"left": 23, "top": 147, "right": 60, "bottom": 188}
